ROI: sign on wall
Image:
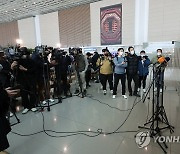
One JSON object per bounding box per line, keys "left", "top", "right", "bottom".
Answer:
{"left": 100, "top": 4, "right": 122, "bottom": 45}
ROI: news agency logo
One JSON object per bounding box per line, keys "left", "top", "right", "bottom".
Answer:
{"left": 135, "top": 131, "right": 180, "bottom": 148}
{"left": 135, "top": 131, "right": 151, "bottom": 148}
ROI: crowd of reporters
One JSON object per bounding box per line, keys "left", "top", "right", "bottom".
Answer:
{"left": 0, "top": 45, "right": 166, "bottom": 153}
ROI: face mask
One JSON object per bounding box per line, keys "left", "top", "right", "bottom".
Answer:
{"left": 118, "top": 52, "right": 124, "bottom": 56}
{"left": 157, "top": 52, "right": 161, "bottom": 56}
{"left": 130, "top": 50, "right": 134, "bottom": 55}
{"left": 141, "top": 54, "right": 145, "bottom": 57}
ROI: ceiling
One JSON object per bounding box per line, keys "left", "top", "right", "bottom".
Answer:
{"left": 0, "top": 0, "right": 102, "bottom": 24}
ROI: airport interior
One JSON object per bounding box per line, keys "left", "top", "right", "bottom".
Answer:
{"left": 0, "top": 0, "right": 180, "bottom": 154}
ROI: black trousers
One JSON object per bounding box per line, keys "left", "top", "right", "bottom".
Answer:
{"left": 113, "top": 73, "right": 126, "bottom": 95}
{"left": 100, "top": 74, "right": 113, "bottom": 90}
{"left": 21, "top": 81, "right": 37, "bottom": 109}
{"left": 139, "top": 75, "right": 147, "bottom": 89}
{"left": 127, "top": 74, "right": 139, "bottom": 94}
{"left": 85, "top": 70, "right": 91, "bottom": 86}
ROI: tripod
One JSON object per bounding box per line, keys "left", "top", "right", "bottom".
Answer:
{"left": 37, "top": 57, "right": 62, "bottom": 112}
{"left": 138, "top": 64, "right": 174, "bottom": 153}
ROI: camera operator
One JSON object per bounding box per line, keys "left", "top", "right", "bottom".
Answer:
{"left": 0, "top": 51, "right": 11, "bottom": 88}
{"left": 91, "top": 51, "right": 100, "bottom": 83}
{"left": 73, "top": 48, "right": 88, "bottom": 95}
{"left": 85, "top": 52, "right": 93, "bottom": 88}
{"left": 126, "top": 46, "right": 140, "bottom": 97}
{"left": 11, "top": 47, "right": 37, "bottom": 114}
{"left": 33, "top": 48, "right": 52, "bottom": 104}
{"left": 138, "top": 50, "right": 151, "bottom": 93}
{"left": 0, "top": 82, "right": 19, "bottom": 154}
{"left": 96, "top": 49, "right": 114, "bottom": 95}
{"left": 51, "top": 49, "right": 72, "bottom": 97}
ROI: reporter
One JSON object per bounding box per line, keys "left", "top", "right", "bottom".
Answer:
{"left": 96, "top": 49, "right": 114, "bottom": 95}
{"left": 138, "top": 50, "right": 151, "bottom": 93}
{"left": 11, "top": 47, "right": 38, "bottom": 114}
{"left": 0, "top": 84, "right": 19, "bottom": 154}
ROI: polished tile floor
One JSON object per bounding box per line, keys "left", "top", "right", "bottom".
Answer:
{"left": 7, "top": 68, "right": 180, "bottom": 154}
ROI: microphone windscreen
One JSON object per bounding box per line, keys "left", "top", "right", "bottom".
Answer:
{"left": 158, "top": 56, "right": 165, "bottom": 64}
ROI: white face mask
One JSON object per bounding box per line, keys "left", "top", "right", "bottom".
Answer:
{"left": 118, "top": 51, "right": 124, "bottom": 56}
{"left": 157, "top": 52, "right": 161, "bottom": 56}
{"left": 141, "top": 54, "right": 145, "bottom": 57}
{"left": 130, "top": 50, "right": 134, "bottom": 55}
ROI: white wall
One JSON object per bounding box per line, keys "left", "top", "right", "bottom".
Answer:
{"left": 18, "top": 17, "right": 36, "bottom": 48}
{"left": 148, "top": 0, "right": 180, "bottom": 42}
{"left": 90, "top": 0, "right": 135, "bottom": 46}
{"left": 39, "top": 12, "right": 60, "bottom": 47}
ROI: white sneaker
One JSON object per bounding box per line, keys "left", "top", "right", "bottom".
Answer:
{"left": 49, "top": 99, "right": 55, "bottom": 102}
{"left": 103, "top": 90, "right": 107, "bottom": 95}
{"left": 137, "top": 88, "right": 140, "bottom": 92}
{"left": 160, "top": 89, "right": 163, "bottom": 93}
{"left": 31, "top": 108, "right": 37, "bottom": 112}
{"left": 154, "top": 88, "right": 157, "bottom": 92}
{"left": 143, "top": 89, "right": 146, "bottom": 93}
{"left": 112, "top": 95, "right": 116, "bottom": 99}
{"left": 22, "top": 108, "right": 29, "bottom": 114}
{"left": 10, "top": 112, "right": 14, "bottom": 117}
{"left": 42, "top": 100, "right": 47, "bottom": 105}
{"left": 122, "top": 95, "right": 127, "bottom": 99}
{"left": 110, "top": 90, "right": 113, "bottom": 94}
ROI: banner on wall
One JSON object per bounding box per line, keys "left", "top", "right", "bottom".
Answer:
{"left": 100, "top": 4, "right": 122, "bottom": 45}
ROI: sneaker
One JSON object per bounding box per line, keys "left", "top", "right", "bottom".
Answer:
{"left": 31, "top": 108, "right": 37, "bottom": 112}
{"left": 143, "top": 89, "right": 146, "bottom": 93}
{"left": 122, "top": 95, "right": 127, "bottom": 99}
{"left": 22, "top": 108, "right": 29, "bottom": 114}
{"left": 10, "top": 112, "right": 14, "bottom": 117}
{"left": 137, "top": 88, "right": 140, "bottom": 92}
{"left": 103, "top": 90, "right": 107, "bottom": 95}
{"left": 112, "top": 95, "right": 116, "bottom": 99}
{"left": 110, "top": 90, "right": 113, "bottom": 94}
{"left": 42, "top": 100, "right": 47, "bottom": 105}
{"left": 49, "top": 99, "right": 55, "bottom": 102}
{"left": 94, "top": 80, "right": 99, "bottom": 83}
{"left": 160, "top": 89, "right": 163, "bottom": 93}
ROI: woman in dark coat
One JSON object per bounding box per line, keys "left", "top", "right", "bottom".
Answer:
{"left": 0, "top": 84, "right": 19, "bottom": 154}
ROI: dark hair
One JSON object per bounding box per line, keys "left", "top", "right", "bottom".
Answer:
{"left": 118, "top": 48, "right": 124, "bottom": 52}
{"left": 140, "top": 50, "right": 146, "bottom": 54}
{"left": 128, "top": 46, "right": 134, "bottom": 51}
{"left": 102, "top": 49, "right": 109, "bottom": 53}
{"left": 157, "top": 49, "right": 162, "bottom": 53}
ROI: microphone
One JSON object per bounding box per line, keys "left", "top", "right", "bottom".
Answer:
{"left": 157, "top": 56, "right": 170, "bottom": 64}
{"left": 156, "top": 56, "right": 170, "bottom": 68}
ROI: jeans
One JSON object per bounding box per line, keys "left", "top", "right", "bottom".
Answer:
{"left": 127, "top": 74, "right": 139, "bottom": 94}
{"left": 139, "top": 75, "right": 147, "bottom": 89}
{"left": 113, "top": 73, "right": 126, "bottom": 95}
{"left": 100, "top": 74, "right": 113, "bottom": 91}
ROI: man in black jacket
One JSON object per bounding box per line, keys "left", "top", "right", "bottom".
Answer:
{"left": 0, "top": 82, "right": 19, "bottom": 154}
{"left": 11, "top": 47, "right": 38, "bottom": 114}
{"left": 126, "top": 47, "right": 140, "bottom": 97}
